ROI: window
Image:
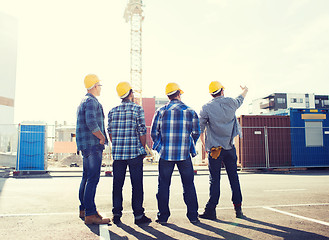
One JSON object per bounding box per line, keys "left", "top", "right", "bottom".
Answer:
{"left": 299, "top": 98, "right": 303, "bottom": 103}
{"left": 315, "top": 100, "right": 320, "bottom": 104}
{"left": 291, "top": 98, "right": 297, "bottom": 103}
{"left": 277, "top": 98, "right": 285, "bottom": 104}
{"left": 305, "top": 121, "right": 323, "bottom": 147}
{"left": 324, "top": 100, "right": 329, "bottom": 106}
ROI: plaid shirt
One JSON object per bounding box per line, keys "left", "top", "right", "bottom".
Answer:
{"left": 108, "top": 100, "right": 147, "bottom": 160}
{"left": 151, "top": 99, "right": 200, "bottom": 161}
{"left": 76, "top": 93, "right": 108, "bottom": 151}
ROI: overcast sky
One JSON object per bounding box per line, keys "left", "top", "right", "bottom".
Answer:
{"left": 1, "top": 0, "right": 329, "bottom": 124}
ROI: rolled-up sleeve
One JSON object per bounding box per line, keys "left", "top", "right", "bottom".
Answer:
{"left": 85, "top": 99, "right": 100, "bottom": 133}
{"left": 199, "top": 107, "right": 209, "bottom": 133}
{"left": 232, "top": 95, "right": 244, "bottom": 110}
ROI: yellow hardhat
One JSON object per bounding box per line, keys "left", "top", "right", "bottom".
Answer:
{"left": 84, "top": 74, "right": 100, "bottom": 90}
{"left": 165, "top": 83, "right": 184, "bottom": 96}
{"left": 116, "top": 82, "right": 132, "bottom": 99}
{"left": 209, "top": 81, "right": 225, "bottom": 95}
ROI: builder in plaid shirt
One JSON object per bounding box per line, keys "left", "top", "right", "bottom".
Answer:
{"left": 76, "top": 74, "right": 110, "bottom": 225}
{"left": 151, "top": 83, "right": 201, "bottom": 224}
{"left": 107, "top": 82, "right": 151, "bottom": 225}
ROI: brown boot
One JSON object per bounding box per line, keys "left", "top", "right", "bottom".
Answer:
{"left": 85, "top": 214, "right": 111, "bottom": 225}
{"left": 96, "top": 211, "right": 103, "bottom": 219}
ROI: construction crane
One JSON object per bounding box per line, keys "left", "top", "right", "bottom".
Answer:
{"left": 124, "top": 0, "right": 144, "bottom": 106}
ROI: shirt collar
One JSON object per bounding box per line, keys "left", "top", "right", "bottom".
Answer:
{"left": 122, "top": 99, "right": 132, "bottom": 103}
{"left": 86, "top": 93, "right": 97, "bottom": 99}
{"left": 86, "top": 93, "right": 100, "bottom": 103}
{"left": 213, "top": 96, "right": 224, "bottom": 101}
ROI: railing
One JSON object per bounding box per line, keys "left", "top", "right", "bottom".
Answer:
{"left": 1, "top": 124, "right": 328, "bottom": 171}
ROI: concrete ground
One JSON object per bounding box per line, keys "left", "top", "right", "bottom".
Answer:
{"left": 0, "top": 166, "right": 329, "bottom": 240}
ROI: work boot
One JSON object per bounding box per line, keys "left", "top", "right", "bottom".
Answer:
{"left": 112, "top": 215, "right": 121, "bottom": 225}
{"left": 79, "top": 210, "right": 85, "bottom": 219}
{"left": 234, "top": 204, "right": 245, "bottom": 218}
{"left": 199, "top": 209, "right": 217, "bottom": 220}
{"left": 190, "top": 218, "right": 200, "bottom": 224}
{"left": 96, "top": 211, "right": 103, "bottom": 219}
{"left": 85, "top": 214, "right": 111, "bottom": 225}
{"left": 155, "top": 219, "right": 167, "bottom": 225}
{"left": 81, "top": 210, "right": 103, "bottom": 220}
{"left": 134, "top": 215, "right": 152, "bottom": 225}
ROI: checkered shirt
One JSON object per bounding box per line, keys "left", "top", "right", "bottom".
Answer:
{"left": 108, "top": 100, "right": 147, "bottom": 160}
{"left": 151, "top": 99, "right": 200, "bottom": 161}
{"left": 76, "top": 93, "right": 108, "bottom": 151}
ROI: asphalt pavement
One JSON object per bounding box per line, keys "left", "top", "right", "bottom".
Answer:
{"left": 0, "top": 165, "right": 329, "bottom": 240}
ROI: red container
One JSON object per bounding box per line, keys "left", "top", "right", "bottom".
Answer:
{"left": 236, "top": 115, "right": 291, "bottom": 168}
{"left": 142, "top": 98, "right": 156, "bottom": 147}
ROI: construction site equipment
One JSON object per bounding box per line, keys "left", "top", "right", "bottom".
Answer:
{"left": 124, "top": 0, "right": 144, "bottom": 105}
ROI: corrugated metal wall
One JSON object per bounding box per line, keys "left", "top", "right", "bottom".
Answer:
{"left": 289, "top": 109, "right": 329, "bottom": 167}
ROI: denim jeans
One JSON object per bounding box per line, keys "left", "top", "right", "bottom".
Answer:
{"left": 79, "top": 144, "right": 104, "bottom": 216}
{"left": 112, "top": 155, "right": 145, "bottom": 218}
{"left": 156, "top": 158, "right": 199, "bottom": 222}
{"left": 205, "top": 146, "right": 242, "bottom": 211}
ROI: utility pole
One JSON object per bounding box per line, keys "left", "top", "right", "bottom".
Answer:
{"left": 124, "top": 0, "right": 144, "bottom": 105}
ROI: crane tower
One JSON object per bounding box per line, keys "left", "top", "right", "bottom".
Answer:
{"left": 124, "top": 0, "right": 144, "bottom": 105}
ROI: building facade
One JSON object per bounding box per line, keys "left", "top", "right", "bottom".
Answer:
{"left": 0, "top": 12, "right": 17, "bottom": 125}
{"left": 249, "top": 93, "right": 327, "bottom": 114}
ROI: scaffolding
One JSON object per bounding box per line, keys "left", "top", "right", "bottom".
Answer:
{"left": 124, "top": 0, "right": 144, "bottom": 105}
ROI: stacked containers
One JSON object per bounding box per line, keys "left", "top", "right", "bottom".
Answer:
{"left": 16, "top": 124, "right": 47, "bottom": 171}
{"left": 237, "top": 115, "right": 291, "bottom": 168}
{"left": 289, "top": 109, "right": 329, "bottom": 167}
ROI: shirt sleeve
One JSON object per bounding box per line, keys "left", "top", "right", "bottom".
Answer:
{"left": 137, "top": 106, "right": 147, "bottom": 136}
{"left": 150, "top": 109, "right": 160, "bottom": 141}
{"left": 85, "top": 98, "right": 101, "bottom": 133}
{"left": 107, "top": 110, "right": 112, "bottom": 135}
{"left": 199, "top": 106, "right": 209, "bottom": 133}
{"left": 231, "top": 95, "right": 244, "bottom": 110}
{"left": 191, "top": 111, "right": 201, "bottom": 143}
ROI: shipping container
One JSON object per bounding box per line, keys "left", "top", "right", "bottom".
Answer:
{"left": 16, "top": 124, "right": 47, "bottom": 171}
{"left": 289, "top": 109, "right": 329, "bottom": 167}
{"left": 237, "top": 115, "right": 291, "bottom": 168}
{"left": 142, "top": 98, "right": 156, "bottom": 147}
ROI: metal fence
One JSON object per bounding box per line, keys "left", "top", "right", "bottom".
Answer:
{"left": 1, "top": 124, "right": 328, "bottom": 171}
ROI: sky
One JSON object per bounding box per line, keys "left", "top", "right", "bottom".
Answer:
{"left": 1, "top": 0, "right": 329, "bottom": 125}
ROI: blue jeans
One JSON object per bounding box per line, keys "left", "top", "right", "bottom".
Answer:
{"left": 156, "top": 158, "right": 199, "bottom": 222}
{"left": 205, "top": 146, "right": 242, "bottom": 211}
{"left": 79, "top": 144, "right": 104, "bottom": 216}
{"left": 112, "top": 155, "right": 145, "bottom": 218}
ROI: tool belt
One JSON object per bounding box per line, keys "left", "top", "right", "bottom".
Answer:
{"left": 210, "top": 146, "right": 222, "bottom": 159}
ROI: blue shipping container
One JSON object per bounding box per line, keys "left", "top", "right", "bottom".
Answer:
{"left": 16, "top": 124, "right": 46, "bottom": 171}
{"left": 290, "top": 109, "right": 329, "bottom": 167}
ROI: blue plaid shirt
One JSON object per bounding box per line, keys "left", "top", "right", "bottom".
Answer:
{"left": 108, "top": 100, "right": 147, "bottom": 160}
{"left": 76, "top": 93, "right": 108, "bottom": 151}
{"left": 151, "top": 99, "right": 201, "bottom": 161}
